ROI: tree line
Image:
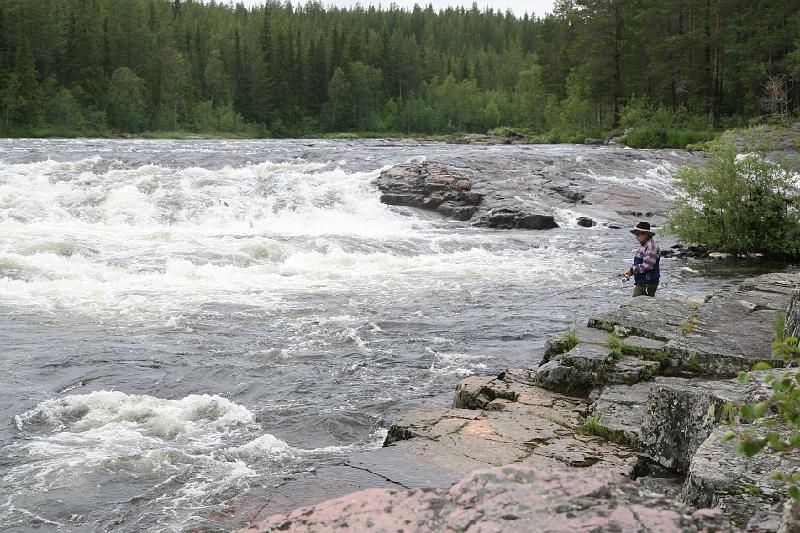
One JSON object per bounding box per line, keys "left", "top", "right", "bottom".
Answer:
{"left": 0, "top": 0, "right": 798, "bottom": 139}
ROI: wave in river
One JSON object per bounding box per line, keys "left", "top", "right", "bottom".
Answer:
{"left": 3, "top": 390, "right": 383, "bottom": 531}
{"left": 2, "top": 140, "right": 684, "bottom": 532}
{"left": 0, "top": 156, "right": 603, "bottom": 324}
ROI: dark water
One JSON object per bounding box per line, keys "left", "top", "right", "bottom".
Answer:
{"left": 0, "top": 139, "right": 776, "bottom": 532}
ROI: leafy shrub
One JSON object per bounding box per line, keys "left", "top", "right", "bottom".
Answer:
{"left": 620, "top": 96, "right": 716, "bottom": 148}
{"left": 488, "top": 126, "right": 525, "bottom": 138}
{"left": 665, "top": 140, "right": 800, "bottom": 257}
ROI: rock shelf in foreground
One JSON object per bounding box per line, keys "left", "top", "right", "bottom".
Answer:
{"left": 245, "top": 272, "right": 800, "bottom": 532}
{"left": 245, "top": 467, "right": 735, "bottom": 533}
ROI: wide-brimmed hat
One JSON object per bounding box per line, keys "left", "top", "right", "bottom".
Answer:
{"left": 629, "top": 221, "right": 656, "bottom": 235}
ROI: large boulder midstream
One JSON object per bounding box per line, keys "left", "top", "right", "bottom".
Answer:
{"left": 374, "top": 162, "right": 558, "bottom": 229}
{"left": 372, "top": 147, "right": 703, "bottom": 229}
{"left": 374, "top": 163, "right": 484, "bottom": 221}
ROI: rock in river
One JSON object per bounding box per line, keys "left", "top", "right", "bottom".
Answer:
{"left": 374, "top": 162, "right": 483, "bottom": 219}
{"left": 374, "top": 162, "right": 558, "bottom": 229}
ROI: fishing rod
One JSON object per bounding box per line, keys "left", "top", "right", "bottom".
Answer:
{"left": 537, "top": 273, "right": 628, "bottom": 302}
{"left": 537, "top": 269, "right": 684, "bottom": 302}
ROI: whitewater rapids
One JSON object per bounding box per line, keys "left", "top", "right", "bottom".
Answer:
{"left": 0, "top": 139, "right": 743, "bottom": 532}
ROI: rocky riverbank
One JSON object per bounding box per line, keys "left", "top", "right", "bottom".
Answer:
{"left": 244, "top": 271, "right": 800, "bottom": 532}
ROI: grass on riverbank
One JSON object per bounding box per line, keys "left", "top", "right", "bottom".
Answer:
{"left": 1, "top": 120, "right": 796, "bottom": 151}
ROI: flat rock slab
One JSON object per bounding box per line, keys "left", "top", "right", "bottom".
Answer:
{"left": 586, "top": 274, "right": 799, "bottom": 376}
{"left": 224, "top": 448, "right": 462, "bottom": 526}
{"left": 384, "top": 402, "right": 480, "bottom": 445}
{"left": 738, "top": 273, "right": 800, "bottom": 297}
{"left": 346, "top": 448, "right": 464, "bottom": 489}
{"left": 667, "top": 292, "right": 786, "bottom": 375}
{"left": 588, "top": 297, "right": 700, "bottom": 341}
{"left": 388, "top": 370, "right": 637, "bottom": 476}
{"left": 232, "top": 466, "right": 399, "bottom": 524}
{"left": 244, "top": 466, "right": 736, "bottom": 533}
{"left": 683, "top": 423, "right": 800, "bottom": 528}
{"left": 452, "top": 368, "right": 585, "bottom": 427}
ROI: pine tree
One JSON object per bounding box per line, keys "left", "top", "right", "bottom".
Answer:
{"left": 204, "top": 49, "right": 228, "bottom": 106}
{"left": 0, "top": 0, "right": 797, "bottom": 136}
{"left": 11, "top": 33, "right": 43, "bottom": 127}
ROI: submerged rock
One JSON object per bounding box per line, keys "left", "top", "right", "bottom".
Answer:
{"left": 245, "top": 466, "right": 736, "bottom": 533}
{"left": 549, "top": 185, "right": 586, "bottom": 203}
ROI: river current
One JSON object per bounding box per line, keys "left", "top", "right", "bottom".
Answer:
{"left": 0, "top": 139, "right": 773, "bottom": 532}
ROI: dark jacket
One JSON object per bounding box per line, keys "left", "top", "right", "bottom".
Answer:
{"left": 631, "top": 237, "right": 660, "bottom": 285}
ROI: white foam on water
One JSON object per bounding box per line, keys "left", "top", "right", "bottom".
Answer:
{"left": 582, "top": 158, "right": 681, "bottom": 198}
{"left": 14, "top": 390, "right": 257, "bottom": 437}
{"left": 4, "top": 390, "right": 374, "bottom": 531}
{"left": 0, "top": 153, "right": 606, "bottom": 323}
{"left": 428, "top": 349, "right": 489, "bottom": 377}
{"left": 0, "top": 142, "right": 688, "bottom": 531}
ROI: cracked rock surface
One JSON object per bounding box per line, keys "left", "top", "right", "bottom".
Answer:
{"left": 385, "top": 370, "right": 637, "bottom": 476}
{"left": 244, "top": 466, "right": 736, "bottom": 533}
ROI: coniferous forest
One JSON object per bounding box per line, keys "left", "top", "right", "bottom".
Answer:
{"left": 0, "top": 0, "right": 798, "bottom": 141}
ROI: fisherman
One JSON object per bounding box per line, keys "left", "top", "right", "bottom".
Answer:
{"left": 623, "top": 221, "right": 660, "bottom": 297}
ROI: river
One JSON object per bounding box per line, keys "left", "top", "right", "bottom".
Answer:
{"left": 0, "top": 139, "right": 777, "bottom": 532}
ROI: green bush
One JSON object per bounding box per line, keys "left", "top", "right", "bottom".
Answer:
{"left": 666, "top": 130, "right": 718, "bottom": 147}
{"left": 108, "top": 67, "right": 147, "bottom": 132}
{"left": 192, "top": 101, "right": 256, "bottom": 135}
{"left": 488, "top": 126, "right": 526, "bottom": 138}
{"left": 665, "top": 140, "right": 800, "bottom": 257}
{"left": 624, "top": 128, "right": 668, "bottom": 148}
{"left": 620, "top": 96, "right": 716, "bottom": 148}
